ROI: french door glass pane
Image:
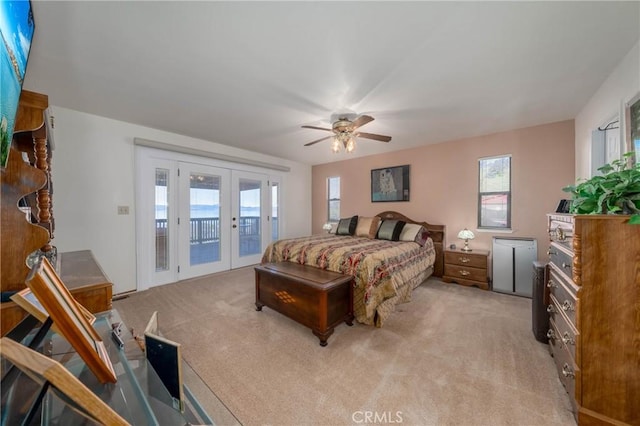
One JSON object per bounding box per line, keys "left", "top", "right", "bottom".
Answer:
{"left": 271, "top": 182, "right": 279, "bottom": 241}
{"left": 190, "top": 172, "right": 220, "bottom": 265}
{"left": 239, "top": 178, "right": 261, "bottom": 257}
{"left": 155, "top": 169, "right": 169, "bottom": 271}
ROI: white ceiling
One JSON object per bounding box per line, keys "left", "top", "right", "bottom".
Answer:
{"left": 24, "top": 1, "right": 640, "bottom": 165}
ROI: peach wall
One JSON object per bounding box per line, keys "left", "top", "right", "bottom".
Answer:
{"left": 312, "top": 120, "right": 575, "bottom": 265}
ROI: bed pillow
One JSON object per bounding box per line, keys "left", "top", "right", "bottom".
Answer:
{"left": 376, "top": 220, "right": 406, "bottom": 241}
{"left": 399, "top": 223, "right": 422, "bottom": 241}
{"left": 399, "top": 223, "right": 431, "bottom": 246}
{"left": 336, "top": 215, "right": 358, "bottom": 236}
{"left": 414, "top": 227, "right": 431, "bottom": 246}
{"left": 355, "top": 216, "right": 382, "bottom": 239}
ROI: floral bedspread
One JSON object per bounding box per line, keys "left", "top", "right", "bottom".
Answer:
{"left": 261, "top": 234, "right": 436, "bottom": 326}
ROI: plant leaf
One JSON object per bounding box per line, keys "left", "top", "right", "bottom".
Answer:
{"left": 565, "top": 152, "right": 640, "bottom": 216}
{"left": 598, "top": 163, "right": 614, "bottom": 174}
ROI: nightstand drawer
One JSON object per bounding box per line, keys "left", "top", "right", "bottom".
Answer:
{"left": 444, "top": 264, "right": 487, "bottom": 282}
{"left": 444, "top": 251, "right": 487, "bottom": 269}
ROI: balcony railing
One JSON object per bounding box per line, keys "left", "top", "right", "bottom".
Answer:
{"left": 155, "top": 216, "right": 277, "bottom": 245}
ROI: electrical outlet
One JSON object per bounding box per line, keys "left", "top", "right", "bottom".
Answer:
{"left": 117, "top": 205, "right": 130, "bottom": 215}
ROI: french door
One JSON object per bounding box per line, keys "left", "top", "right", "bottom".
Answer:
{"left": 178, "top": 163, "right": 231, "bottom": 279}
{"left": 231, "top": 171, "right": 269, "bottom": 268}
{"left": 136, "top": 148, "right": 276, "bottom": 289}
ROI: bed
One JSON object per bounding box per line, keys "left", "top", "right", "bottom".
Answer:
{"left": 261, "top": 211, "right": 445, "bottom": 327}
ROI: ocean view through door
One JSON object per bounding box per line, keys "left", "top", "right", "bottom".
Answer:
{"left": 231, "top": 171, "right": 268, "bottom": 268}
{"left": 178, "top": 163, "right": 231, "bottom": 279}
{"left": 137, "top": 147, "right": 275, "bottom": 289}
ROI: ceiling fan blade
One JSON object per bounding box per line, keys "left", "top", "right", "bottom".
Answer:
{"left": 356, "top": 132, "right": 392, "bottom": 142}
{"left": 301, "top": 125, "right": 332, "bottom": 132}
{"left": 351, "top": 115, "right": 374, "bottom": 129}
{"left": 304, "top": 135, "right": 334, "bottom": 146}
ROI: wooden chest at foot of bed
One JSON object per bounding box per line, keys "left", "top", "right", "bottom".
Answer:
{"left": 255, "top": 262, "right": 354, "bottom": 346}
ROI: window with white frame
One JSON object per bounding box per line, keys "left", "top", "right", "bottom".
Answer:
{"left": 327, "top": 177, "right": 340, "bottom": 222}
{"left": 478, "top": 155, "right": 511, "bottom": 229}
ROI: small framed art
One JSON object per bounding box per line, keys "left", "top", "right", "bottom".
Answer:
{"left": 144, "top": 311, "right": 185, "bottom": 412}
{"left": 371, "top": 165, "right": 410, "bottom": 202}
{"left": 11, "top": 287, "right": 96, "bottom": 327}
{"left": 25, "top": 257, "right": 117, "bottom": 384}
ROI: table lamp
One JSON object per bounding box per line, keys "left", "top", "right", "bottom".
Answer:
{"left": 457, "top": 228, "right": 475, "bottom": 252}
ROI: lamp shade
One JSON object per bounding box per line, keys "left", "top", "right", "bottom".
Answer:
{"left": 457, "top": 228, "right": 475, "bottom": 240}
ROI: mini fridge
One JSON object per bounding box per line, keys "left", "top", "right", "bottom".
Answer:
{"left": 492, "top": 237, "right": 537, "bottom": 297}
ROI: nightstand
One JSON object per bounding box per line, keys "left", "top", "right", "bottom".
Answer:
{"left": 442, "top": 249, "right": 490, "bottom": 290}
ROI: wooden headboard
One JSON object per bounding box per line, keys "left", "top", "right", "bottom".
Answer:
{"left": 376, "top": 211, "right": 446, "bottom": 278}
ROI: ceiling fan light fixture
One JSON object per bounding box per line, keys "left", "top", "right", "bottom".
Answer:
{"left": 345, "top": 136, "right": 355, "bottom": 153}
{"left": 331, "top": 136, "right": 341, "bottom": 153}
{"left": 301, "top": 114, "right": 390, "bottom": 153}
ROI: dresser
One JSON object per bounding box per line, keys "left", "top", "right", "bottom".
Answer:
{"left": 442, "top": 248, "right": 490, "bottom": 290}
{"left": 546, "top": 213, "right": 639, "bottom": 425}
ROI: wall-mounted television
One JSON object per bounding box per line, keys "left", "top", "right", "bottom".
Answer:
{"left": 0, "top": 0, "right": 35, "bottom": 169}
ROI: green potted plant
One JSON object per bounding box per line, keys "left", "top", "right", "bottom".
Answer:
{"left": 563, "top": 152, "right": 640, "bottom": 224}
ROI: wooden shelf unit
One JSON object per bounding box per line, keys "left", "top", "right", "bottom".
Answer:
{"left": 1, "top": 90, "right": 112, "bottom": 335}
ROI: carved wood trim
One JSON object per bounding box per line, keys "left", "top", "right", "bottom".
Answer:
{"left": 34, "top": 127, "right": 51, "bottom": 251}
{"left": 572, "top": 220, "right": 582, "bottom": 286}
{"left": 0, "top": 147, "right": 49, "bottom": 291}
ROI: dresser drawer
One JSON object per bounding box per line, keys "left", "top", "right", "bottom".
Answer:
{"left": 548, "top": 219, "right": 573, "bottom": 251}
{"left": 548, "top": 318, "right": 578, "bottom": 415}
{"left": 444, "top": 251, "right": 487, "bottom": 269}
{"left": 548, "top": 266, "right": 578, "bottom": 326}
{"left": 548, "top": 243, "right": 573, "bottom": 280}
{"left": 548, "top": 294, "right": 578, "bottom": 360}
{"left": 444, "top": 264, "right": 486, "bottom": 282}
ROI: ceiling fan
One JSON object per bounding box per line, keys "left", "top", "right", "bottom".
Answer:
{"left": 302, "top": 115, "right": 392, "bottom": 153}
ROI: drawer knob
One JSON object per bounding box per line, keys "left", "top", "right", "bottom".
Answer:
{"left": 561, "top": 262, "right": 571, "bottom": 269}
{"left": 547, "top": 280, "right": 557, "bottom": 289}
{"left": 547, "top": 249, "right": 557, "bottom": 256}
{"left": 562, "top": 363, "right": 575, "bottom": 378}
{"left": 546, "top": 329, "right": 555, "bottom": 339}
{"left": 562, "top": 332, "right": 575, "bottom": 346}
{"left": 459, "top": 270, "right": 471, "bottom": 276}
{"left": 546, "top": 304, "right": 556, "bottom": 313}
{"left": 459, "top": 257, "right": 471, "bottom": 263}
{"left": 562, "top": 300, "right": 574, "bottom": 312}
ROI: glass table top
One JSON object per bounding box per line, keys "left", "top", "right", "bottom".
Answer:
{"left": 1, "top": 309, "right": 240, "bottom": 426}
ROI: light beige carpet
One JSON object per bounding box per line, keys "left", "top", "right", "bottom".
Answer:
{"left": 114, "top": 267, "right": 575, "bottom": 426}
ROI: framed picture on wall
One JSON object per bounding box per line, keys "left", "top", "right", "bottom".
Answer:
{"left": 371, "top": 165, "right": 410, "bottom": 202}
